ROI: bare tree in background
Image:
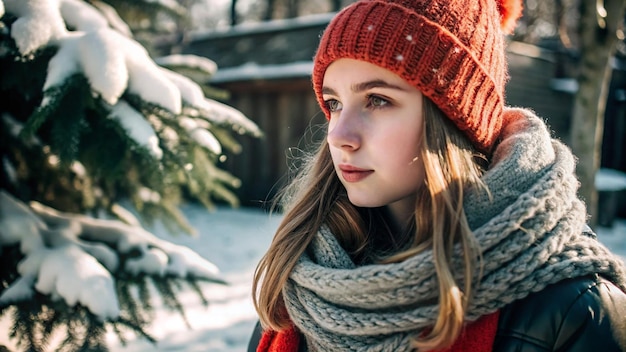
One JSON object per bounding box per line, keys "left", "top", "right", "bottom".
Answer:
{"left": 231, "top": 0, "right": 238, "bottom": 25}
{"left": 331, "top": 0, "right": 342, "bottom": 11}
{"left": 570, "top": 0, "right": 626, "bottom": 226}
{"left": 286, "top": 0, "right": 299, "bottom": 18}
{"left": 518, "top": 0, "right": 625, "bottom": 227}
{"left": 263, "top": 0, "right": 300, "bottom": 20}
{"left": 263, "top": 0, "right": 277, "bottom": 20}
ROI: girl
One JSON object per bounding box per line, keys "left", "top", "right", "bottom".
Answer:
{"left": 249, "top": 0, "right": 626, "bottom": 350}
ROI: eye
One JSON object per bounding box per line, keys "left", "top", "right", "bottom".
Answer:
{"left": 324, "top": 99, "right": 343, "bottom": 112}
{"left": 367, "top": 95, "right": 390, "bottom": 108}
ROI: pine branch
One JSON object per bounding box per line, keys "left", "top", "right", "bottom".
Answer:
{"left": 111, "top": 316, "right": 156, "bottom": 345}
{"left": 40, "top": 306, "right": 61, "bottom": 350}
{"left": 187, "top": 280, "right": 210, "bottom": 307}
{"left": 116, "top": 278, "right": 145, "bottom": 329}
{"left": 2, "top": 289, "right": 159, "bottom": 352}
{"left": 81, "top": 319, "right": 107, "bottom": 352}
{"left": 11, "top": 300, "right": 45, "bottom": 352}
{"left": 21, "top": 74, "right": 89, "bottom": 141}
{"left": 0, "top": 41, "right": 52, "bottom": 100}
{"left": 151, "top": 201, "right": 196, "bottom": 236}
{"left": 109, "top": 322, "right": 127, "bottom": 347}
{"left": 0, "top": 244, "right": 22, "bottom": 290}
{"left": 150, "top": 276, "right": 191, "bottom": 328}
{"left": 0, "top": 192, "right": 227, "bottom": 351}
{"left": 210, "top": 126, "right": 246, "bottom": 154}
{"left": 136, "top": 275, "right": 155, "bottom": 318}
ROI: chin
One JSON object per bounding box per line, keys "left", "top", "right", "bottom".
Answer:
{"left": 347, "top": 193, "right": 383, "bottom": 208}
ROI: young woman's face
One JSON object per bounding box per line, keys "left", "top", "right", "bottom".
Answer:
{"left": 323, "top": 58, "right": 426, "bottom": 224}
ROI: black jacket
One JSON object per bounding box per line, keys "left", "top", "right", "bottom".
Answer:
{"left": 494, "top": 274, "right": 626, "bottom": 351}
{"left": 248, "top": 275, "right": 626, "bottom": 351}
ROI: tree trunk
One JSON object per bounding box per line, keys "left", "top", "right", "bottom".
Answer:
{"left": 287, "top": 0, "right": 299, "bottom": 18}
{"left": 332, "top": 0, "right": 342, "bottom": 11}
{"left": 264, "top": 0, "right": 276, "bottom": 20}
{"left": 570, "top": 0, "right": 626, "bottom": 227}
{"left": 230, "top": 0, "right": 238, "bottom": 25}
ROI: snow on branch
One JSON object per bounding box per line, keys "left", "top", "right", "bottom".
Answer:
{"left": 155, "top": 54, "right": 218, "bottom": 77}
{"left": 4, "top": 0, "right": 260, "bottom": 154}
{"left": 196, "top": 98, "right": 262, "bottom": 137}
{"left": 0, "top": 190, "right": 224, "bottom": 321}
{"left": 109, "top": 101, "right": 163, "bottom": 159}
{"left": 4, "top": 0, "right": 67, "bottom": 56}
{"left": 85, "top": 0, "right": 132, "bottom": 37}
{"left": 60, "top": 0, "right": 111, "bottom": 32}
{"left": 160, "top": 64, "right": 262, "bottom": 137}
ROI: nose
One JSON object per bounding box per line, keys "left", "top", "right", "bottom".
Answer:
{"left": 327, "top": 108, "right": 361, "bottom": 151}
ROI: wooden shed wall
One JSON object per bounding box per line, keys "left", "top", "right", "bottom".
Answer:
{"left": 504, "top": 42, "right": 574, "bottom": 142}
{"left": 219, "top": 79, "right": 325, "bottom": 206}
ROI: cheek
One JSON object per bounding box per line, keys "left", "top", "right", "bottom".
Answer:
{"left": 396, "top": 148, "right": 426, "bottom": 188}
{"left": 382, "top": 129, "right": 421, "bottom": 161}
{"left": 389, "top": 134, "right": 424, "bottom": 180}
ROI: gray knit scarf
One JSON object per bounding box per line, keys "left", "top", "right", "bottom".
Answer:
{"left": 283, "top": 108, "right": 626, "bottom": 352}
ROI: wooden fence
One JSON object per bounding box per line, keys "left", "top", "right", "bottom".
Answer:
{"left": 219, "top": 79, "right": 325, "bottom": 207}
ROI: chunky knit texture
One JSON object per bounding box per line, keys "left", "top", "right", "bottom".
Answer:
{"left": 282, "top": 109, "right": 626, "bottom": 351}
{"left": 312, "top": 0, "right": 523, "bottom": 152}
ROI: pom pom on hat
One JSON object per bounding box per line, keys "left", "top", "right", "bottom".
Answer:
{"left": 497, "top": 0, "right": 524, "bottom": 34}
{"left": 312, "top": 0, "right": 525, "bottom": 152}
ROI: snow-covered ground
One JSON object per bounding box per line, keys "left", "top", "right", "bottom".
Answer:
{"left": 596, "top": 217, "right": 626, "bottom": 261}
{"left": 1, "top": 204, "right": 625, "bottom": 352}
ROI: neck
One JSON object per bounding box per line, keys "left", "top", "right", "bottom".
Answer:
{"left": 386, "top": 199, "right": 415, "bottom": 230}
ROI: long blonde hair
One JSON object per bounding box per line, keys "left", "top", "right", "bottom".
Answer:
{"left": 252, "top": 96, "right": 488, "bottom": 350}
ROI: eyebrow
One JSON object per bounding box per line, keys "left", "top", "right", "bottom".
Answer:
{"left": 322, "top": 79, "right": 408, "bottom": 95}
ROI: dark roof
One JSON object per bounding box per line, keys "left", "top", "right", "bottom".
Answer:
{"left": 183, "top": 13, "right": 334, "bottom": 69}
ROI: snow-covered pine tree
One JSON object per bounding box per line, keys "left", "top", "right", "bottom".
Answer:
{"left": 0, "top": 0, "right": 262, "bottom": 351}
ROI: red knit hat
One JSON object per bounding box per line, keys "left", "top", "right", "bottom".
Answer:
{"left": 312, "top": 0, "right": 523, "bottom": 152}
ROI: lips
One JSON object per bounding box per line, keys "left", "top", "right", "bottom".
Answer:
{"left": 338, "top": 164, "right": 373, "bottom": 182}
